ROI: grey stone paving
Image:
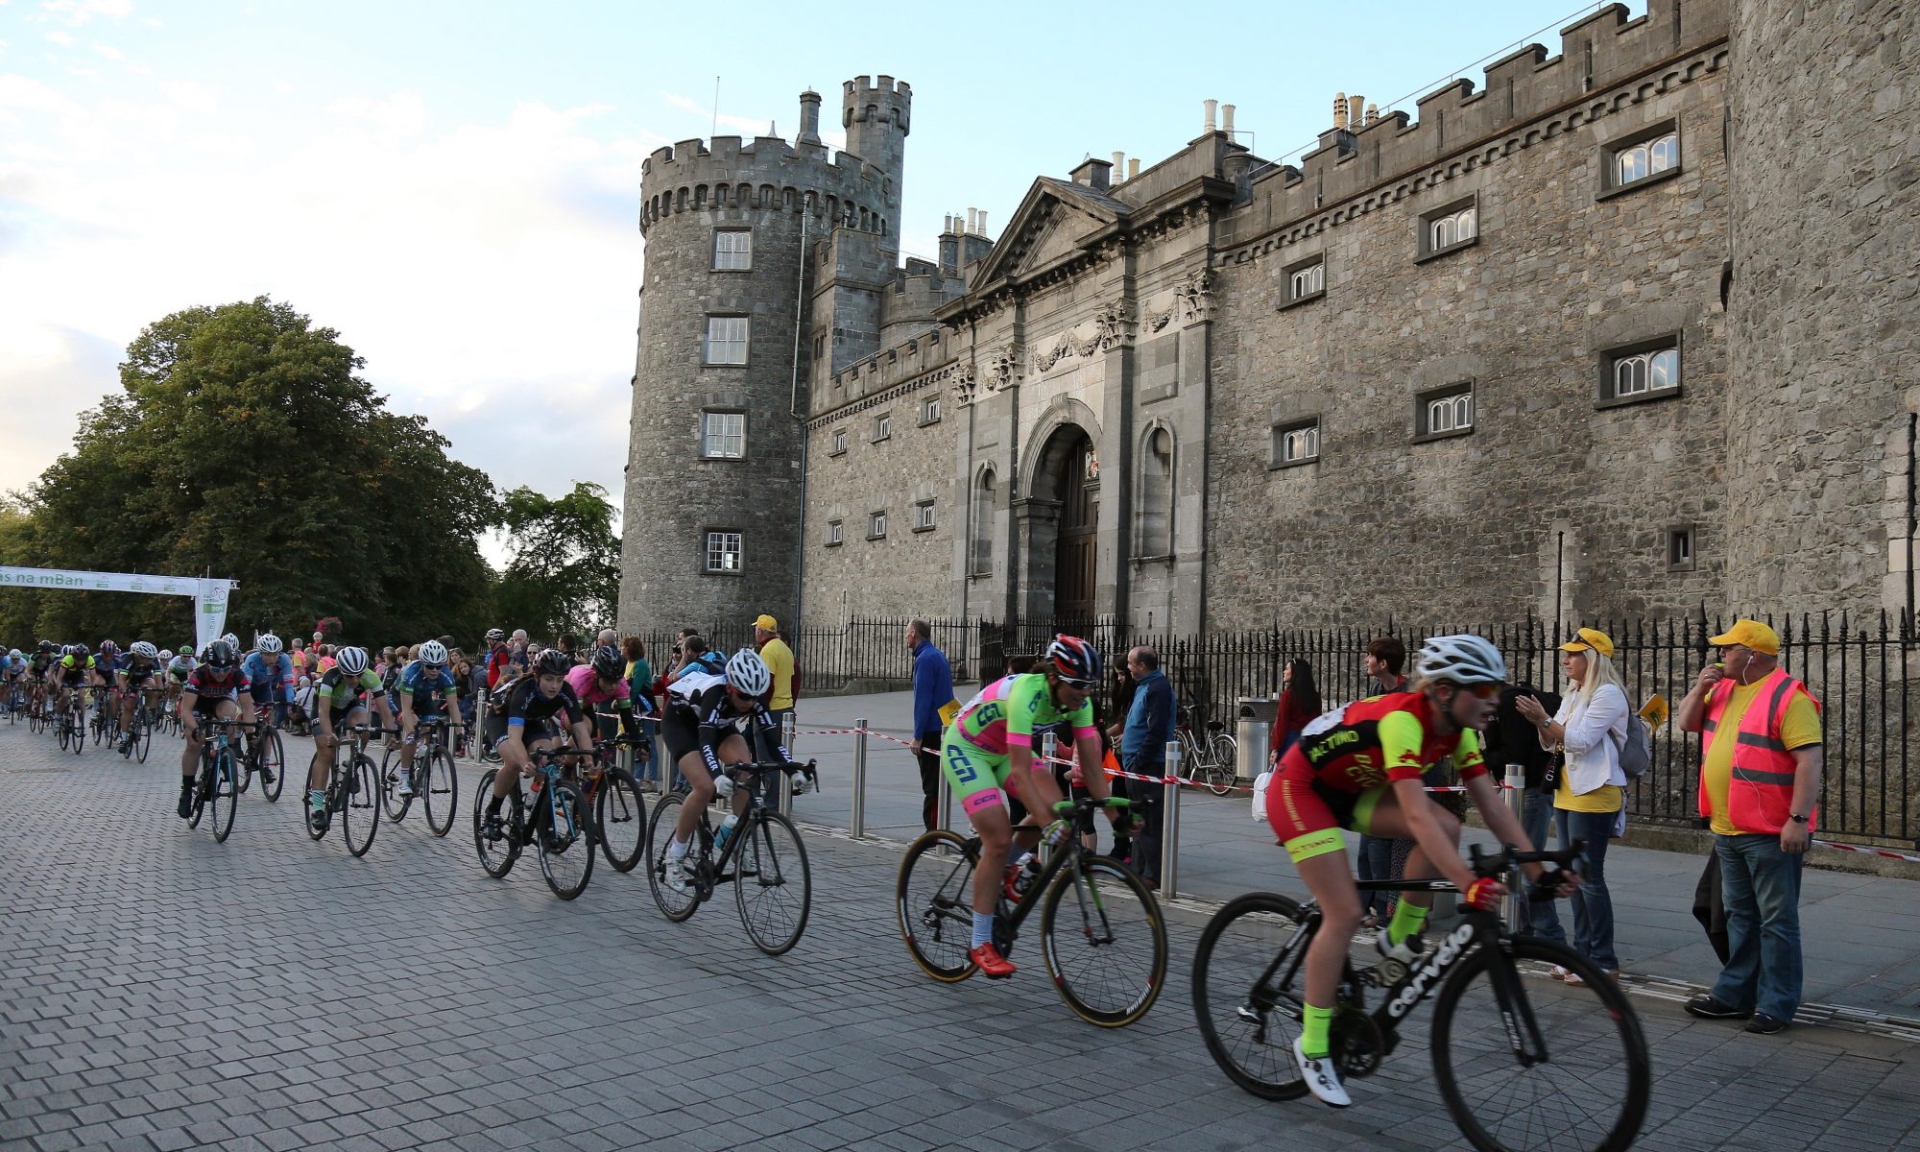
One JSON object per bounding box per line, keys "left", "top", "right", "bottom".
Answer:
{"left": 2, "top": 721, "right": 1918, "bottom": 1152}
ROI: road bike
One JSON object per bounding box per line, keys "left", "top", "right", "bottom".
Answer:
{"left": 90, "top": 689, "right": 120, "bottom": 750}
{"left": 119, "top": 692, "right": 163, "bottom": 764}
{"left": 579, "top": 734, "right": 647, "bottom": 872}
{"left": 56, "top": 689, "right": 87, "bottom": 755}
{"left": 1190, "top": 842, "right": 1649, "bottom": 1152}
{"left": 1175, "top": 704, "right": 1239, "bottom": 795}
{"left": 381, "top": 714, "right": 459, "bottom": 836}
{"left": 897, "top": 795, "right": 1166, "bottom": 1026}
{"left": 646, "top": 761, "right": 815, "bottom": 955}
{"left": 236, "top": 709, "right": 285, "bottom": 801}
{"left": 185, "top": 717, "right": 252, "bottom": 843}
{"left": 473, "top": 745, "right": 597, "bottom": 900}
{"left": 309, "top": 723, "right": 382, "bottom": 857}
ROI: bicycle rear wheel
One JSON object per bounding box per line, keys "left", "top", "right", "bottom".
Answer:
{"left": 472, "top": 769, "right": 520, "bottom": 878}
{"left": 1191, "top": 892, "right": 1314, "bottom": 1100}
{"left": 257, "top": 730, "right": 284, "bottom": 802}
{"left": 134, "top": 714, "right": 154, "bottom": 764}
{"left": 1432, "top": 939, "right": 1649, "bottom": 1152}
{"left": 645, "top": 792, "right": 701, "bottom": 921}
{"left": 595, "top": 768, "right": 646, "bottom": 872}
{"left": 1206, "top": 733, "right": 1239, "bottom": 793}
{"left": 536, "top": 783, "right": 595, "bottom": 901}
{"left": 208, "top": 752, "right": 238, "bottom": 842}
{"left": 341, "top": 752, "right": 380, "bottom": 857}
{"left": 423, "top": 747, "right": 458, "bottom": 837}
{"left": 381, "top": 745, "right": 413, "bottom": 822}
{"left": 1040, "top": 855, "right": 1166, "bottom": 1026}
{"left": 895, "top": 830, "right": 981, "bottom": 981}
{"left": 735, "top": 811, "right": 810, "bottom": 955}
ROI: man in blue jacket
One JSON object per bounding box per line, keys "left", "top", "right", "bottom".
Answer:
{"left": 1122, "top": 646, "right": 1175, "bottom": 886}
{"left": 907, "top": 619, "right": 954, "bottom": 831}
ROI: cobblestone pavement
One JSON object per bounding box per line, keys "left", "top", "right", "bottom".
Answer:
{"left": 2, "top": 724, "right": 1917, "bottom": 1152}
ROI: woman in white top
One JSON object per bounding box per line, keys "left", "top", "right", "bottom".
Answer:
{"left": 1515, "top": 627, "right": 1629, "bottom": 981}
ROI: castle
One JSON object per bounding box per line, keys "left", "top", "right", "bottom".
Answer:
{"left": 619, "top": 0, "right": 1919, "bottom": 637}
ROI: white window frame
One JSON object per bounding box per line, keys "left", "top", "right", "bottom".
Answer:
{"left": 1428, "top": 207, "right": 1477, "bottom": 251}
{"left": 1426, "top": 392, "right": 1473, "bottom": 435}
{"left": 873, "top": 413, "right": 892, "bottom": 442}
{"left": 914, "top": 500, "right": 935, "bottom": 530}
{"left": 920, "top": 395, "right": 941, "bottom": 425}
{"left": 703, "top": 531, "right": 743, "bottom": 573}
{"left": 1612, "top": 347, "right": 1680, "bottom": 398}
{"left": 704, "top": 316, "right": 748, "bottom": 366}
{"left": 699, "top": 411, "right": 745, "bottom": 459}
{"left": 826, "top": 519, "right": 844, "bottom": 546}
{"left": 1613, "top": 132, "right": 1679, "bottom": 188}
{"left": 831, "top": 428, "right": 848, "bottom": 455}
{"left": 1275, "top": 421, "right": 1320, "bottom": 465}
{"left": 712, "top": 229, "right": 752, "bottom": 271}
{"left": 868, "top": 510, "right": 887, "bottom": 539}
{"left": 1288, "top": 261, "right": 1324, "bottom": 301}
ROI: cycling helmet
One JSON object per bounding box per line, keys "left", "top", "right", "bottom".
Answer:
{"left": 589, "top": 645, "right": 623, "bottom": 680}
{"left": 70, "top": 643, "right": 89, "bottom": 660}
{"left": 335, "top": 646, "right": 369, "bottom": 676}
{"left": 8, "top": 649, "right": 20, "bottom": 659}
{"left": 256, "top": 633, "right": 283, "bottom": 655}
{"left": 221, "top": 633, "right": 239, "bottom": 650}
{"left": 534, "top": 648, "right": 572, "bottom": 677}
{"left": 1414, "top": 634, "right": 1508, "bottom": 686}
{"left": 98, "top": 640, "right": 119, "bottom": 657}
{"left": 416, "top": 639, "right": 448, "bottom": 666}
{"left": 131, "top": 641, "right": 158, "bottom": 660}
{"left": 724, "top": 648, "right": 772, "bottom": 697}
{"left": 37, "top": 640, "right": 53, "bottom": 653}
{"left": 485, "top": 627, "right": 505, "bottom": 643}
{"left": 1045, "top": 634, "right": 1104, "bottom": 686}
{"left": 201, "top": 640, "right": 237, "bottom": 668}
{"left": 158, "top": 649, "right": 173, "bottom": 662}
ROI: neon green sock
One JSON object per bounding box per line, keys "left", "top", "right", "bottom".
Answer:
{"left": 1387, "top": 899, "right": 1430, "bottom": 947}
{"left": 1301, "top": 1003, "right": 1335, "bottom": 1059}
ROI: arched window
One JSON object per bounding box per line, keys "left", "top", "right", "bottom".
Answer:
{"left": 970, "top": 469, "right": 995, "bottom": 576}
{"left": 1138, "top": 428, "right": 1173, "bottom": 557}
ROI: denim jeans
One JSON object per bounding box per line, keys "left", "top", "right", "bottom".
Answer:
{"left": 1520, "top": 789, "right": 1564, "bottom": 940}
{"left": 1549, "top": 808, "right": 1618, "bottom": 971}
{"left": 1711, "top": 833, "right": 1805, "bottom": 1020}
{"left": 1356, "top": 835, "right": 1395, "bottom": 917}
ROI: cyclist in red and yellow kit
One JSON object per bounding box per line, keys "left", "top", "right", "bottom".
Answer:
{"left": 1266, "top": 634, "right": 1573, "bottom": 1107}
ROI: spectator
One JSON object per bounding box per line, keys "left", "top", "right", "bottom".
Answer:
{"left": 622, "top": 635, "right": 659, "bottom": 789}
{"left": 1358, "top": 636, "right": 1407, "bottom": 926}
{"left": 1121, "top": 646, "right": 1175, "bottom": 888}
{"left": 1489, "top": 675, "right": 1563, "bottom": 938}
{"left": 1103, "top": 658, "right": 1139, "bottom": 865}
{"left": 673, "top": 635, "right": 724, "bottom": 681}
{"left": 507, "top": 633, "right": 530, "bottom": 679}
{"left": 597, "top": 628, "right": 618, "bottom": 652}
{"left": 907, "top": 620, "right": 954, "bottom": 832}
{"left": 754, "top": 614, "right": 797, "bottom": 747}
{"left": 1273, "top": 659, "right": 1322, "bottom": 760}
{"left": 1676, "top": 619, "right": 1824, "bottom": 1035}
{"left": 450, "top": 649, "right": 476, "bottom": 748}
{"left": 289, "top": 637, "right": 311, "bottom": 679}
{"left": 1516, "top": 627, "right": 1628, "bottom": 983}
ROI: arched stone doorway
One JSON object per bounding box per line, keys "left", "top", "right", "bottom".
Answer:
{"left": 1021, "top": 424, "right": 1098, "bottom": 621}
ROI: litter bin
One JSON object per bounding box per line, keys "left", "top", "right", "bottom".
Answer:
{"left": 1236, "top": 697, "right": 1275, "bottom": 783}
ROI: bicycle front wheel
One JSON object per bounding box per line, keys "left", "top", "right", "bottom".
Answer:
{"left": 341, "top": 753, "right": 380, "bottom": 857}
{"left": 134, "top": 715, "right": 154, "bottom": 764}
{"left": 735, "top": 811, "right": 811, "bottom": 956}
{"left": 1191, "top": 892, "right": 1314, "bottom": 1100}
{"left": 536, "top": 783, "right": 595, "bottom": 901}
{"left": 895, "top": 830, "right": 980, "bottom": 981}
{"left": 257, "top": 730, "right": 284, "bottom": 802}
{"left": 423, "top": 747, "right": 458, "bottom": 837}
{"left": 595, "top": 768, "right": 646, "bottom": 872}
{"left": 645, "top": 791, "right": 701, "bottom": 921}
{"left": 208, "top": 752, "right": 238, "bottom": 843}
{"left": 380, "top": 746, "right": 412, "bottom": 822}
{"left": 1432, "top": 939, "right": 1649, "bottom": 1152}
{"left": 1040, "top": 855, "right": 1166, "bottom": 1026}
{"left": 472, "top": 770, "right": 520, "bottom": 878}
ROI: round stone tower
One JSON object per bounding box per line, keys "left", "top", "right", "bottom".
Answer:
{"left": 1725, "top": 0, "right": 1919, "bottom": 617}
{"left": 619, "top": 80, "right": 911, "bottom": 633}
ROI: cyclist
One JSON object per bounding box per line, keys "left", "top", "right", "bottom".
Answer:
{"left": 53, "top": 643, "right": 95, "bottom": 726}
{"left": 243, "top": 633, "right": 296, "bottom": 732}
{"left": 937, "top": 634, "right": 1129, "bottom": 980}
{"left": 27, "top": 641, "right": 57, "bottom": 713}
{"left": 91, "top": 640, "right": 122, "bottom": 723}
{"left": 306, "top": 646, "right": 394, "bottom": 834}
{"left": 114, "top": 641, "right": 166, "bottom": 752}
{"left": 1264, "top": 633, "right": 1572, "bottom": 1107}
{"left": 2, "top": 648, "right": 24, "bottom": 714}
{"left": 176, "top": 641, "right": 259, "bottom": 818}
{"left": 567, "top": 644, "right": 648, "bottom": 745}
{"left": 391, "top": 639, "right": 460, "bottom": 798}
{"left": 165, "top": 646, "right": 196, "bottom": 708}
{"left": 479, "top": 648, "right": 597, "bottom": 843}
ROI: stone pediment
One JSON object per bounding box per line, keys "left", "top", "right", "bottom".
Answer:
{"left": 968, "top": 177, "right": 1128, "bottom": 290}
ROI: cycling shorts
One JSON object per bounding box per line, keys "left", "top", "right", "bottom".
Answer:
{"left": 940, "top": 738, "right": 1051, "bottom": 819}
{"left": 188, "top": 695, "right": 238, "bottom": 723}
{"left": 1265, "top": 770, "right": 1389, "bottom": 865}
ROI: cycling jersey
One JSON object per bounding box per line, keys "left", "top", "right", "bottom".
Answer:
{"left": 397, "top": 660, "right": 456, "bottom": 710}
{"left": 166, "top": 655, "right": 196, "bottom": 682}
{"left": 242, "top": 652, "right": 295, "bottom": 702}
{"left": 28, "top": 654, "right": 54, "bottom": 677}
{"left": 663, "top": 671, "right": 790, "bottom": 776}
{"left": 119, "top": 657, "right": 161, "bottom": 685}
{"left": 504, "top": 676, "right": 585, "bottom": 734}
{"left": 949, "top": 673, "right": 1098, "bottom": 756}
{"left": 565, "top": 663, "right": 634, "bottom": 711}
{"left": 314, "top": 666, "right": 382, "bottom": 714}
{"left": 56, "top": 654, "right": 94, "bottom": 683}
{"left": 182, "top": 664, "right": 253, "bottom": 702}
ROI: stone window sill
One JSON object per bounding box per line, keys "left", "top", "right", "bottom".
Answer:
{"left": 1415, "top": 236, "right": 1479, "bottom": 265}
{"left": 1411, "top": 427, "right": 1473, "bottom": 445}
{"left": 1596, "top": 165, "right": 1683, "bottom": 203}
{"left": 1278, "top": 289, "right": 1325, "bottom": 313}
{"left": 912, "top": 524, "right": 936, "bottom": 534}
{"left": 1268, "top": 455, "right": 1319, "bottom": 471}
{"left": 1595, "top": 385, "right": 1682, "bottom": 412}
{"left": 702, "top": 568, "right": 745, "bottom": 577}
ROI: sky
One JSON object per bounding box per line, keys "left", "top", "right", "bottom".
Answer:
{"left": 0, "top": 0, "right": 1638, "bottom": 557}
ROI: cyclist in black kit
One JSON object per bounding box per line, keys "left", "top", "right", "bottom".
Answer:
{"left": 480, "top": 648, "right": 596, "bottom": 841}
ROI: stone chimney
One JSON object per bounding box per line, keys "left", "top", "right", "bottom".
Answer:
{"left": 797, "top": 89, "right": 822, "bottom": 145}
{"left": 1071, "top": 156, "right": 1111, "bottom": 190}
{"left": 1221, "top": 104, "right": 1236, "bottom": 135}
{"left": 1333, "top": 92, "right": 1348, "bottom": 130}
{"left": 1348, "top": 94, "right": 1365, "bottom": 128}
{"left": 1128, "top": 158, "right": 1141, "bottom": 180}
{"left": 938, "top": 214, "right": 959, "bottom": 276}
{"left": 1203, "top": 98, "right": 1218, "bottom": 134}
{"left": 1111, "top": 151, "right": 1125, "bottom": 182}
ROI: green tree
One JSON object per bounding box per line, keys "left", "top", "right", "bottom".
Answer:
{"left": 493, "top": 482, "right": 621, "bottom": 642}
{"left": 13, "top": 297, "right": 502, "bottom": 647}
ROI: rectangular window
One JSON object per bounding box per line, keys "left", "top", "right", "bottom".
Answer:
{"left": 704, "top": 316, "right": 748, "bottom": 365}
{"left": 1668, "top": 526, "right": 1695, "bottom": 571}
{"left": 919, "top": 395, "right": 941, "bottom": 425}
{"left": 873, "top": 413, "right": 892, "bottom": 442}
{"left": 1271, "top": 419, "right": 1321, "bottom": 467}
{"left": 1419, "top": 198, "right": 1479, "bottom": 261}
{"left": 704, "top": 531, "right": 743, "bottom": 573}
{"left": 1415, "top": 383, "right": 1474, "bottom": 441}
{"left": 831, "top": 428, "right": 848, "bottom": 455}
{"left": 712, "top": 230, "right": 752, "bottom": 270}
{"left": 1601, "top": 124, "right": 1682, "bottom": 198}
{"left": 1612, "top": 346, "right": 1679, "bottom": 398}
{"left": 826, "top": 519, "right": 844, "bottom": 546}
{"left": 813, "top": 335, "right": 826, "bottom": 361}
{"left": 914, "top": 500, "right": 936, "bottom": 531}
{"left": 700, "top": 411, "right": 745, "bottom": 459}
{"left": 868, "top": 510, "right": 888, "bottom": 539}
{"left": 1281, "top": 257, "right": 1325, "bottom": 310}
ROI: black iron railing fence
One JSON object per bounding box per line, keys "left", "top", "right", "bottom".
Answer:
{"left": 629, "top": 611, "right": 1917, "bottom": 846}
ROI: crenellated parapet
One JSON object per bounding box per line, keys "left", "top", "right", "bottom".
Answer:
{"left": 639, "top": 134, "right": 895, "bottom": 236}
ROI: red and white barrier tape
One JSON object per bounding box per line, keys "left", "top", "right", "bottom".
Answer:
{"left": 1811, "top": 838, "right": 1920, "bottom": 864}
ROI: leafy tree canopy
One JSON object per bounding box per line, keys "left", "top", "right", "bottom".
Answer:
{"left": 492, "top": 481, "right": 621, "bottom": 643}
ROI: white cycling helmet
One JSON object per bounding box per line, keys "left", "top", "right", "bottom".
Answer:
{"left": 256, "top": 633, "right": 283, "bottom": 655}
{"left": 131, "top": 641, "right": 158, "bottom": 659}
{"left": 222, "top": 633, "right": 239, "bottom": 649}
{"left": 724, "top": 648, "right": 772, "bottom": 697}
{"left": 335, "top": 646, "right": 370, "bottom": 676}
{"left": 158, "top": 649, "right": 173, "bottom": 661}
{"left": 1415, "top": 634, "right": 1508, "bottom": 686}
{"left": 416, "top": 639, "right": 448, "bottom": 666}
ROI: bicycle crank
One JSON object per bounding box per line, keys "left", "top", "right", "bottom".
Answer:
{"left": 1330, "top": 1006, "right": 1386, "bottom": 1078}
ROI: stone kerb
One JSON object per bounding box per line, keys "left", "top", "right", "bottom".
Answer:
{"left": 639, "top": 135, "right": 892, "bottom": 234}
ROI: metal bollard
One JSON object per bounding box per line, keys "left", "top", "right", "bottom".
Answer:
{"left": 1038, "top": 732, "right": 1059, "bottom": 863}
{"left": 1161, "top": 739, "right": 1182, "bottom": 899}
{"left": 778, "top": 761, "right": 794, "bottom": 818}
{"left": 939, "top": 770, "right": 953, "bottom": 832}
{"left": 781, "top": 712, "right": 797, "bottom": 757}
{"left": 1503, "top": 763, "right": 1526, "bottom": 930}
{"left": 851, "top": 717, "right": 868, "bottom": 839}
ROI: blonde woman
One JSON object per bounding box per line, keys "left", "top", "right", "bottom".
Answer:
{"left": 1515, "top": 627, "right": 1628, "bottom": 982}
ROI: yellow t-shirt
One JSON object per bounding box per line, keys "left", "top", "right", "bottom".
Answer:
{"left": 761, "top": 637, "right": 795, "bottom": 710}
{"left": 1702, "top": 680, "right": 1823, "bottom": 835}
{"left": 1556, "top": 776, "right": 1622, "bottom": 814}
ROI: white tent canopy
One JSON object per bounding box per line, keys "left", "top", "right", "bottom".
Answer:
{"left": 0, "top": 566, "right": 236, "bottom": 651}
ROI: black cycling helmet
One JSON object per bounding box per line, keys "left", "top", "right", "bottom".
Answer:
{"left": 535, "top": 649, "right": 572, "bottom": 677}
{"left": 589, "top": 645, "right": 623, "bottom": 680}
{"left": 70, "top": 643, "right": 90, "bottom": 660}
{"left": 36, "top": 640, "right": 52, "bottom": 653}
{"left": 201, "top": 640, "right": 238, "bottom": 669}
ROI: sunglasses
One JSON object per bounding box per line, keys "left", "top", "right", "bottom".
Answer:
{"left": 1057, "top": 676, "right": 1096, "bottom": 691}
{"left": 1456, "top": 683, "right": 1500, "bottom": 700}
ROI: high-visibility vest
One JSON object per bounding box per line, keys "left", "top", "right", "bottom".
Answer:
{"left": 1699, "top": 667, "right": 1820, "bottom": 834}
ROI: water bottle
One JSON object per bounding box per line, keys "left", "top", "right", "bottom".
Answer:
{"left": 1009, "top": 850, "right": 1040, "bottom": 899}
{"left": 714, "top": 813, "right": 740, "bottom": 855}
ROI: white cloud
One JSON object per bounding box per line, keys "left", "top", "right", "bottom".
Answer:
{"left": 45, "top": 29, "right": 73, "bottom": 45}
{"left": 273, "top": 79, "right": 291, "bottom": 94}
{"left": 91, "top": 41, "right": 121, "bottom": 60}
{"left": 664, "top": 91, "right": 781, "bottom": 138}
{"left": 157, "top": 78, "right": 215, "bottom": 114}
{"left": 38, "top": 0, "right": 133, "bottom": 25}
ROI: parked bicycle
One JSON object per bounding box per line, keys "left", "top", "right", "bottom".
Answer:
{"left": 472, "top": 744, "right": 597, "bottom": 900}
{"left": 186, "top": 717, "right": 252, "bottom": 843}
{"left": 309, "top": 722, "right": 382, "bottom": 857}
{"left": 1176, "top": 704, "right": 1238, "bottom": 795}
{"left": 1190, "top": 841, "right": 1649, "bottom": 1152}
{"left": 381, "top": 714, "right": 459, "bottom": 836}
{"left": 646, "top": 760, "right": 815, "bottom": 955}
{"left": 897, "top": 795, "right": 1166, "bottom": 1026}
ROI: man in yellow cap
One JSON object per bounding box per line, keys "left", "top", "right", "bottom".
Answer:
{"left": 1675, "top": 618, "right": 1823, "bottom": 1035}
{"left": 753, "top": 614, "right": 796, "bottom": 753}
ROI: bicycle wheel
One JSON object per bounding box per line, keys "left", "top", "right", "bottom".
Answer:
{"left": 735, "top": 811, "right": 811, "bottom": 956}
{"left": 208, "top": 751, "right": 238, "bottom": 842}
{"left": 595, "top": 768, "right": 646, "bottom": 872}
{"left": 341, "top": 752, "right": 380, "bottom": 857}
{"left": 234, "top": 732, "right": 252, "bottom": 791}
{"left": 895, "top": 830, "right": 981, "bottom": 981}
{"left": 256, "top": 730, "right": 284, "bottom": 802}
{"left": 645, "top": 791, "right": 701, "bottom": 921}
{"left": 1207, "top": 733, "right": 1239, "bottom": 794}
{"left": 188, "top": 753, "right": 211, "bottom": 829}
{"left": 1040, "top": 855, "right": 1166, "bottom": 1026}
{"left": 536, "top": 783, "right": 595, "bottom": 901}
{"left": 423, "top": 747, "right": 458, "bottom": 837}
{"left": 134, "top": 714, "right": 154, "bottom": 764}
{"left": 380, "top": 745, "right": 412, "bottom": 822}
{"left": 1431, "top": 938, "right": 1649, "bottom": 1152}
{"left": 472, "top": 770, "right": 521, "bottom": 878}
{"left": 1191, "top": 892, "right": 1314, "bottom": 1100}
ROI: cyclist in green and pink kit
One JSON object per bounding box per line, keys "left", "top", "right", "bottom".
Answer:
{"left": 941, "top": 634, "right": 1132, "bottom": 978}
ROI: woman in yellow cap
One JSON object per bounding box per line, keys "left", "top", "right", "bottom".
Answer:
{"left": 1514, "top": 627, "right": 1628, "bottom": 982}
